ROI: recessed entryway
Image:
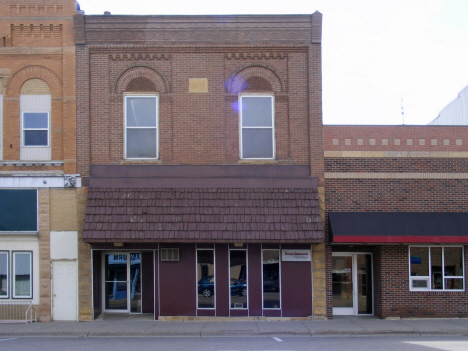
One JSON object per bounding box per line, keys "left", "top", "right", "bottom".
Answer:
{"left": 332, "top": 253, "right": 373, "bottom": 316}
{"left": 102, "top": 252, "right": 141, "bottom": 314}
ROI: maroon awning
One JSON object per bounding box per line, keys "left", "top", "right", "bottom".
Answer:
{"left": 329, "top": 212, "right": 468, "bottom": 244}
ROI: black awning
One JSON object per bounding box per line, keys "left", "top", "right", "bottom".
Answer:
{"left": 329, "top": 212, "right": 468, "bottom": 244}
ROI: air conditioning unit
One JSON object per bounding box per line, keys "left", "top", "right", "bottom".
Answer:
{"left": 160, "top": 248, "right": 180, "bottom": 261}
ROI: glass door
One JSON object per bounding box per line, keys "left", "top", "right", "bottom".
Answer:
{"left": 103, "top": 252, "right": 141, "bottom": 313}
{"left": 332, "top": 253, "right": 373, "bottom": 316}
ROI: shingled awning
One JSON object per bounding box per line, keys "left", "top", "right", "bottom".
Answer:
{"left": 329, "top": 212, "right": 468, "bottom": 244}
{"left": 83, "top": 165, "right": 323, "bottom": 243}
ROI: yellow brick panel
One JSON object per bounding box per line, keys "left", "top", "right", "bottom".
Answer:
{"left": 50, "top": 188, "right": 77, "bottom": 231}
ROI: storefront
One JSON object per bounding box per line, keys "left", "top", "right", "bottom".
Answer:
{"left": 329, "top": 212, "right": 468, "bottom": 318}
{"left": 83, "top": 165, "right": 324, "bottom": 319}
{"left": 90, "top": 244, "right": 316, "bottom": 319}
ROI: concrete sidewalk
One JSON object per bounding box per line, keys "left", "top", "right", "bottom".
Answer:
{"left": 1, "top": 316, "right": 468, "bottom": 337}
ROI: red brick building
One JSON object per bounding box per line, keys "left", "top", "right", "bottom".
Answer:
{"left": 75, "top": 11, "right": 326, "bottom": 320}
{"left": 325, "top": 125, "right": 468, "bottom": 318}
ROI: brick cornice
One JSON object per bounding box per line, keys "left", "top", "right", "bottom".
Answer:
{"left": 77, "top": 14, "right": 318, "bottom": 45}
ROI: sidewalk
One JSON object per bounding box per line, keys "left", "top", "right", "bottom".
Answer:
{"left": 1, "top": 316, "right": 468, "bottom": 337}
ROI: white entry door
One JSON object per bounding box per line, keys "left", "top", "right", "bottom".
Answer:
{"left": 52, "top": 260, "right": 78, "bottom": 321}
{"left": 332, "top": 253, "right": 373, "bottom": 316}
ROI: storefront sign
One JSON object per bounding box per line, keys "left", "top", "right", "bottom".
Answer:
{"left": 282, "top": 250, "right": 311, "bottom": 262}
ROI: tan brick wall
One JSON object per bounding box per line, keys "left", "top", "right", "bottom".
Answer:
{"left": 77, "top": 186, "right": 92, "bottom": 321}
{"left": 38, "top": 188, "right": 51, "bottom": 322}
{"left": 50, "top": 188, "right": 78, "bottom": 231}
{"left": 312, "top": 243, "right": 326, "bottom": 318}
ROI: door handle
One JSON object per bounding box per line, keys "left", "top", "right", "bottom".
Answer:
{"left": 53, "top": 294, "right": 56, "bottom": 297}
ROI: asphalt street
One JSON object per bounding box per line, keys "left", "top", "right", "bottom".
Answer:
{"left": 1, "top": 336, "right": 468, "bottom": 351}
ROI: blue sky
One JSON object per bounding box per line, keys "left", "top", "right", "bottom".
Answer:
{"left": 77, "top": 0, "right": 468, "bottom": 125}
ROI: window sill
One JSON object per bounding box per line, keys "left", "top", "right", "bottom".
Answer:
{"left": 238, "top": 159, "right": 278, "bottom": 165}
{"left": 120, "top": 159, "right": 161, "bottom": 165}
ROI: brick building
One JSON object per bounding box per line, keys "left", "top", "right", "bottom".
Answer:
{"left": 0, "top": 0, "right": 85, "bottom": 321}
{"left": 325, "top": 126, "right": 468, "bottom": 318}
{"left": 75, "top": 11, "right": 326, "bottom": 319}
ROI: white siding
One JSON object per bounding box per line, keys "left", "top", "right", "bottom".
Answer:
{"left": 429, "top": 85, "right": 468, "bottom": 125}
{"left": 20, "top": 94, "right": 51, "bottom": 160}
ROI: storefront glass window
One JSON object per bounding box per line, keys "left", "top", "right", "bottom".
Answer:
{"left": 262, "top": 250, "right": 280, "bottom": 309}
{"left": 230, "top": 250, "right": 247, "bottom": 309}
{"left": 0, "top": 252, "right": 8, "bottom": 298}
{"left": 409, "top": 246, "right": 464, "bottom": 291}
{"left": 197, "top": 250, "right": 215, "bottom": 309}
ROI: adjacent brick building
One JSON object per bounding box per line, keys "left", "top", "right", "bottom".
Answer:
{"left": 75, "top": 11, "right": 326, "bottom": 319}
{"left": 0, "top": 0, "right": 84, "bottom": 322}
{"left": 325, "top": 126, "right": 468, "bottom": 318}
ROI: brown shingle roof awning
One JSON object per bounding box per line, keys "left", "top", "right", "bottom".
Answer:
{"left": 83, "top": 165, "right": 323, "bottom": 244}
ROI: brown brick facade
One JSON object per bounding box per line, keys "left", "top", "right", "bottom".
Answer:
{"left": 76, "top": 13, "right": 326, "bottom": 319}
{"left": 325, "top": 125, "right": 468, "bottom": 319}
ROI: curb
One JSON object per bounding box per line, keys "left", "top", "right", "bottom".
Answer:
{"left": 2, "top": 329, "right": 468, "bottom": 338}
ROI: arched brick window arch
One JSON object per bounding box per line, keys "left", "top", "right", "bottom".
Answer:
{"left": 227, "top": 64, "right": 284, "bottom": 95}
{"left": 126, "top": 77, "right": 156, "bottom": 92}
{"left": 115, "top": 66, "right": 168, "bottom": 94}
{"left": 6, "top": 65, "right": 61, "bottom": 98}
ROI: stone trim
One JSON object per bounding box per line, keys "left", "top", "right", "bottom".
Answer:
{"left": 324, "top": 151, "right": 468, "bottom": 158}
{"left": 0, "top": 161, "right": 63, "bottom": 166}
{"left": 325, "top": 172, "right": 468, "bottom": 179}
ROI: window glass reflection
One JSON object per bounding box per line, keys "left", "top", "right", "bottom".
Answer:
{"left": 197, "top": 250, "right": 215, "bottom": 309}
{"left": 230, "top": 250, "right": 247, "bottom": 309}
{"left": 262, "top": 250, "right": 280, "bottom": 309}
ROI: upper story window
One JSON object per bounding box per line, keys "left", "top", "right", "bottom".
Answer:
{"left": 22, "top": 112, "right": 49, "bottom": 146}
{"left": 239, "top": 94, "right": 275, "bottom": 159}
{"left": 20, "top": 79, "right": 51, "bottom": 161}
{"left": 409, "top": 246, "right": 464, "bottom": 291}
{"left": 124, "top": 95, "right": 159, "bottom": 159}
{"left": 0, "top": 189, "right": 38, "bottom": 233}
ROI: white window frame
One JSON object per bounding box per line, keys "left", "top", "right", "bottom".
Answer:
{"left": 196, "top": 248, "right": 215, "bottom": 310}
{"left": 239, "top": 94, "right": 275, "bottom": 160}
{"left": 261, "top": 248, "right": 281, "bottom": 310}
{"left": 22, "top": 111, "right": 50, "bottom": 147}
{"left": 409, "top": 245, "right": 465, "bottom": 292}
{"left": 12, "top": 251, "right": 33, "bottom": 299}
{"left": 229, "top": 248, "right": 248, "bottom": 310}
{"left": 124, "top": 94, "right": 159, "bottom": 159}
{"left": 0, "top": 251, "right": 9, "bottom": 299}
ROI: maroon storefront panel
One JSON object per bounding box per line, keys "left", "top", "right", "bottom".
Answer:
{"left": 159, "top": 244, "right": 196, "bottom": 316}
{"left": 230, "top": 309, "right": 248, "bottom": 317}
{"left": 215, "top": 244, "right": 229, "bottom": 317}
{"left": 263, "top": 309, "right": 281, "bottom": 317}
{"left": 281, "top": 244, "right": 312, "bottom": 317}
{"left": 141, "top": 252, "right": 154, "bottom": 314}
{"left": 248, "top": 244, "right": 262, "bottom": 316}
